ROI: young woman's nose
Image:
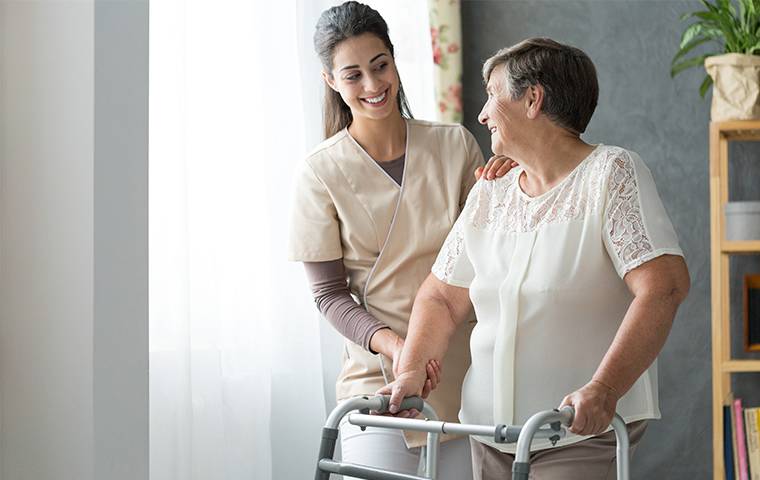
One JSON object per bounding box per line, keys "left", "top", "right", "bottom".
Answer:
{"left": 364, "top": 74, "right": 384, "bottom": 95}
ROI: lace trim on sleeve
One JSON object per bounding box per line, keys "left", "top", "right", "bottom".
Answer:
{"left": 606, "top": 155, "right": 654, "bottom": 271}
{"left": 431, "top": 210, "right": 467, "bottom": 283}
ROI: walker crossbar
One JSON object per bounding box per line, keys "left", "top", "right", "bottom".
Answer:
{"left": 348, "top": 414, "right": 566, "bottom": 444}
{"left": 315, "top": 396, "right": 630, "bottom": 480}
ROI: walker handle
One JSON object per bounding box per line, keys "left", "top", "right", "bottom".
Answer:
{"left": 374, "top": 395, "right": 424, "bottom": 415}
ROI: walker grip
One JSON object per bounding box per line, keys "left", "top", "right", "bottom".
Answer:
{"left": 375, "top": 395, "right": 424, "bottom": 414}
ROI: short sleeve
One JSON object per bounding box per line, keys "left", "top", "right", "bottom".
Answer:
{"left": 431, "top": 182, "right": 480, "bottom": 288}
{"left": 459, "top": 126, "right": 485, "bottom": 210}
{"left": 602, "top": 151, "right": 684, "bottom": 278}
{"left": 287, "top": 160, "right": 343, "bottom": 262}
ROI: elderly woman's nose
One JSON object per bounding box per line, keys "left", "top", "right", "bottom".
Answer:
{"left": 478, "top": 105, "right": 489, "bottom": 124}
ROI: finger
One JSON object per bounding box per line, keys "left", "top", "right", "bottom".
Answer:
{"left": 483, "top": 157, "right": 499, "bottom": 180}
{"left": 426, "top": 362, "right": 439, "bottom": 388}
{"left": 483, "top": 156, "right": 498, "bottom": 173}
{"left": 474, "top": 166, "right": 484, "bottom": 180}
{"left": 485, "top": 162, "right": 497, "bottom": 180}
{"left": 421, "top": 379, "right": 432, "bottom": 398}
{"left": 511, "top": 161, "right": 519, "bottom": 168}
{"left": 569, "top": 404, "right": 585, "bottom": 434}
{"left": 376, "top": 384, "right": 393, "bottom": 396}
{"left": 425, "top": 364, "right": 436, "bottom": 390}
{"left": 432, "top": 361, "right": 441, "bottom": 386}
{"left": 495, "top": 162, "right": 511, "bottom": 178}
{"left": 388, "top": 384, "right": 405, "bottom": 414}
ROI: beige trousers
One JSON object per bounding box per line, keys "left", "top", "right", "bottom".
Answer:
{"left": 470, "top": 421, "right": 648, "bottom": 480}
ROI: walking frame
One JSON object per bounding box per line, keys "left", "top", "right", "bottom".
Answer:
{"left": 315, "top": 395, "right": 630, "bottom": 480}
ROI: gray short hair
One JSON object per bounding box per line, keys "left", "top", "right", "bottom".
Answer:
{"left": 482, "top": 38, "right": 598, "bottom": 135}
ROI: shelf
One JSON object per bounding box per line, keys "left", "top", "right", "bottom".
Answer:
{"left": 714, "top": 120, "right": 760, "bottom": 140}
{"left": 721, "top": 360, "right": 760, "bottom": 373}
{"left": 721, "top": 241, "right": 760, "bottom": 253}
{"left": 709, "top": 119, "right": 760, "bottom": 479}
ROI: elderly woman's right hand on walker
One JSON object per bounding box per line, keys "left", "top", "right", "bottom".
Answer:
{"left": 376, "top": 369, "right": 429, "bottom": 416}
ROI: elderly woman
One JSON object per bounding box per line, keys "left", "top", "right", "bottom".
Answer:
{"left": 379, "top": 38, "right": 690, "bottom": 479}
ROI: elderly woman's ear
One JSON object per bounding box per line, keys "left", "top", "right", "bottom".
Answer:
{"left": 525, "top": 84, "right": 545, "bottom": 119}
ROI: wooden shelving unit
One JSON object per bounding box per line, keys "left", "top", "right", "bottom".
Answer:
{"left": 710, "top": 120, "right": 760, "bottom": 479}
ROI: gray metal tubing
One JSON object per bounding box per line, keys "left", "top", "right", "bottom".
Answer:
{"left": 318, "top": 459, "right": 428, "bottom": 480}
{"left": 512, "top": 407, "right": 630, "bottom": 480}
{"left": 324, "top": 395, "right": 426, "bottom": 429}
{"left": 348, "top": 414, "right": 566, "bottom": 442}
{"left": 318, "top": 396, "right": 439, "bottom": 480}
{"left": 325, "top": 396, "right": 385, "bottom": 429}
{"left": 420, "top": 403, "right": 439, "bottom": 480}
{"left": 610, "top": 414, "right": 629, "bottom": 480}
{"left": 512, "top": 407, "right": 574, "bottom": 480}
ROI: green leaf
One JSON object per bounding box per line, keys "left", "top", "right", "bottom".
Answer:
{"left": 680, "top": 10, "right": 717, "bottom": 22}
{"left": 699, "top": 74, "right": 713, "bottom": 97}
{"left": 670, "top": 54, "right": 712, "bottom": 77}
{"left": 680, "top": 22, "right": 706, "bottom": 49}
{"left": 673, "top": 36, "right": 715, "bottom": 65}
{"left": 748, "top": 39, "right": 760, "bottom": 53}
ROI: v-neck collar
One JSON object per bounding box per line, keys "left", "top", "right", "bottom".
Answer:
{"left": 344, "top": 120, "right": 410, "bottom": 189}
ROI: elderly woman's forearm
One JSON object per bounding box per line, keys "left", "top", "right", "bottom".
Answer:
{"left": 592, "top": 289, "right": 686, "bottom": 397}
{"left": 396, "top": 276, "right": 471, "bottom": 375}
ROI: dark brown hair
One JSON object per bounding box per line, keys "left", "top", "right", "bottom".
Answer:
{"left": 314, "top": 1, "right": 412, "bottom": 139}
{"left": 482, "top": 38, "right": 598, "bottom": 135}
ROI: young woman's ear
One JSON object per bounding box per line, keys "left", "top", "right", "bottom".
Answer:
{"left": 322, "top": 70, "right": 338, "bottom": 92}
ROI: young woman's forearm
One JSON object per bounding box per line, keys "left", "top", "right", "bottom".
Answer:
{"left": 304, "top": 260, "right": 392, "bottom": 352}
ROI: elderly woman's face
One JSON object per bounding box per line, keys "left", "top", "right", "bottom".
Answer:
{"left": 478, "top": 65, "right": 526, "bottom": 156}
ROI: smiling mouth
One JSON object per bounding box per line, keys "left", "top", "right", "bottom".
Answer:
{"left": 362, "top": 89, "right": 389, "bottom": 106}
{"left": 489, "top": 126, "right": 498, "bottom": 134}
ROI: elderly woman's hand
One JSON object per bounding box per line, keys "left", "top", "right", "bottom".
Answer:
{"left": 559, "top": 379, "right": 619, "bottom": 436}
{"left": 389, "top": 339, "right": 442, "bottom": 397}
{"left": 376, "top": 369, "right": 428, "bottom": 417}
{"left": 475, "top": 155, "right": 518, "bottom": 181}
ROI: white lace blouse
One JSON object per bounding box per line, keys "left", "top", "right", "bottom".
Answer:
{"left": 431, "top": 145, "right": 684, "bottom": 453}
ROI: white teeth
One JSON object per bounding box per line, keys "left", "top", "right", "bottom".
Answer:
{"left": 490, "top": 127, "right": 497, "bottom": 133}
{"left": 365, "top": 91, "right": 387, "bottom": 104}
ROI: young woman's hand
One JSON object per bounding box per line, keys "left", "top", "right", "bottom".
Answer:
{"left": 474, "top": 155, "right": 518, "bottom": 181}
{"left": 420, "top": 359, "right": 442, "bottom": 398}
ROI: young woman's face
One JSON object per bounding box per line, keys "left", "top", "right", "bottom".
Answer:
{"left": 324, "top": 33, "right": 400, "bottom": 122}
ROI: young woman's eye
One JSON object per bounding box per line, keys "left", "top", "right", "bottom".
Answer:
{"left": 376, "top": 62, "right": 388, "bottom": 71}
{"left": 345, "top": 73, "right": 360, "bottom": 81}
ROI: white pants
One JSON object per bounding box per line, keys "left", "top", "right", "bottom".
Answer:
{"left": 339, "top": 417, "right": 473, "bottom": 480}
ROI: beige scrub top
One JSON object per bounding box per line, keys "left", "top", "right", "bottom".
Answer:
{"left": 288, "top": 119, "right": 484, "bottom": 447}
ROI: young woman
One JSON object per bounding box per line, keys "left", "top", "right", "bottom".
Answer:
{"left": 287, "top": 2, "right": 511, "bottom": 477}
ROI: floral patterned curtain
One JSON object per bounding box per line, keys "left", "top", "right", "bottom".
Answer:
{"left": 428, "top": 0, "right": 463, "bottom": 124}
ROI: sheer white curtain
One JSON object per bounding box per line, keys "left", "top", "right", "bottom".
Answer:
{"left": 149, "top": 1, "right": 434, "bottom": 479}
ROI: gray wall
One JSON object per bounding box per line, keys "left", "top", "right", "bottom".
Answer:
{"left": 94, "top": 1, "right": 149, "bottom": 479}
{"left": 461, "top": 0, "right": 759, "bottom": 477}
{"left": 0, "top": 1, "right": 149, "bottom": 479}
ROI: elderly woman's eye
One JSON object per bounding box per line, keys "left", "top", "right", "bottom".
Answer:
{"left": 345, "top": 73, "right": 360, "bottom": 81}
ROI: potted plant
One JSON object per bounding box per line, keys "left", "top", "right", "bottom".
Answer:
{"left": 672, "top": 0, "right": 760, "bottom": 121}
